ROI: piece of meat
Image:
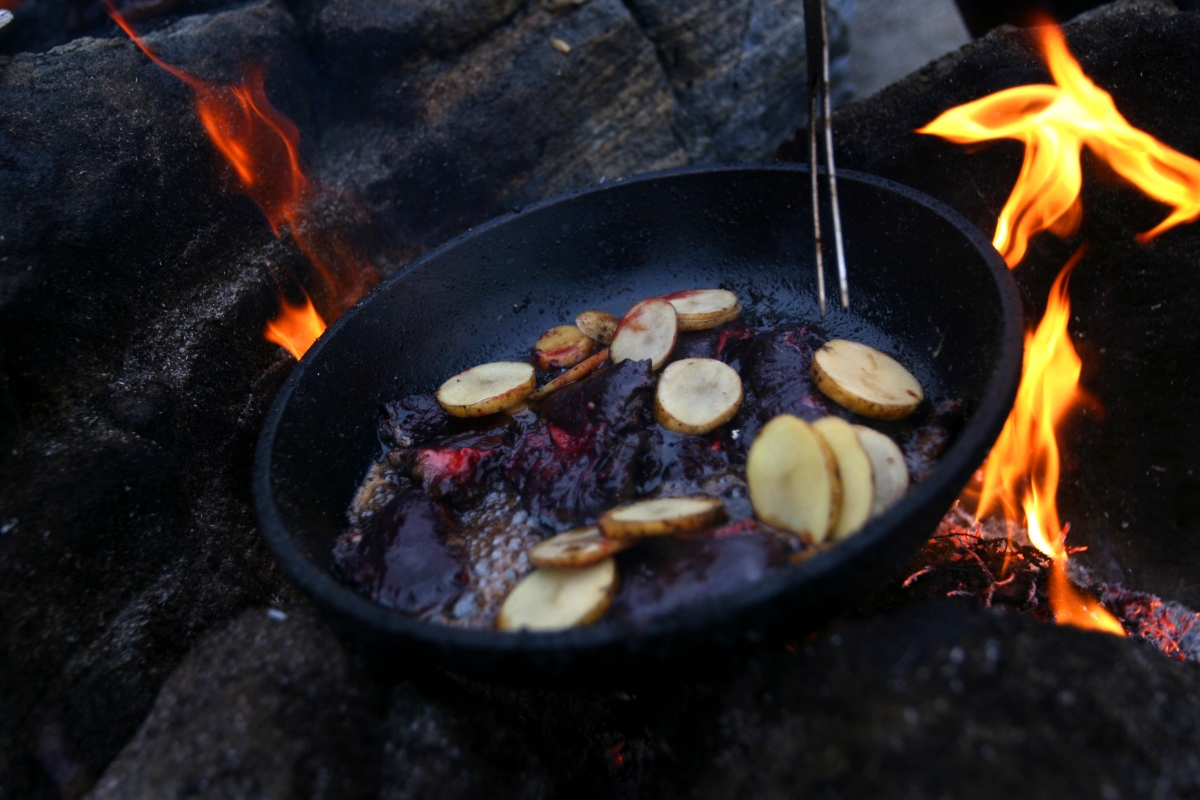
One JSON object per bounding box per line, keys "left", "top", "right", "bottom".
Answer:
{"left": 333, "top": 486, "right": 466, "bottom": 616}
{"left": 502, "top": 415, "right": 647, "bottom": 531}
{"left": 379, "top": 393, "right": 515, "bottom": 450}
{"left": 540, "top": 358, "right": 656, "bottom": 436}
{"left": 722, "top": 324, "right": 830, "bottom": 458}
{"left": 608, "top": 528, "right": 792, "bottom": 623}
{"left": 667, "top": 321, "right": 754, "bottom": 364}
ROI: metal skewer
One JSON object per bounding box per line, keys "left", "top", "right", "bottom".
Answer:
{"left": 804, "top": 0, "right": 849, "bottom": 315}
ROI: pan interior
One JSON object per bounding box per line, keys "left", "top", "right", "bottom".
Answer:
{"left": 257, "top": 165, "right": 1015, "bottom": 657}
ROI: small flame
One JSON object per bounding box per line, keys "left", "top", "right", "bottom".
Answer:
{"left": 109, "top": 5, "right": 375, "bottom": 358}
{"left": 975, "top": 250, "right": 1124, "bottom": 635}
{"left": 918, "top": 19, "right": 1200, "bottom": 267}
{"left": 264, "top": 290, "right": 326, "bottom": 360}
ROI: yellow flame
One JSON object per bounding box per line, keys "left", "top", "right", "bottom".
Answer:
{"left": 918, "top": 20, "right": 1200, "bottom": 267}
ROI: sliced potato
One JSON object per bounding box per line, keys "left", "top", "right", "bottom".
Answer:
{"left": 609, "top": 298, "right": 678, "bottom": 371}
{"left": 663, "top": 289, "right": 740, "bottom": 329}
{"left": 575, "top": 310, "right": 620, "bottom": 345}
{"left": 533, "top": 325, "right": 596, "bottom": 371}
{"left": 812, "top": 339, "right": 924, "bottom": 420}
{"left": 598, "top": 496, "right": 726, "bottom": 539}
{"left": 853, "top": 425, "right": 909, "bottom": 517}
{"left": 497, "top": 558, "right": 617, "bottom": 632}
{"left": 812, "top": 416, "right": 874, "bottom": 540}
{"left": 679, "top": 303, "right": 744, "bottom": 332}
{"left": 654, "top": 357, "right": 744, "bottom": 435}
{"left": 436, "top": 361, "right": 536, "bottom": 418}
{"left": 746, "top": 414, "right": 841, "bottom": 542}
{"left": 527, "top": 526, "right": 633, "bottom": 568}
{"left": 527, "top": 348, "right": 609, "bottom": 402}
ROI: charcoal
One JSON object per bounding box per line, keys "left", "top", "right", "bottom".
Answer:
{"left": 334, "top": 487, "right": 466, "bottom": 616}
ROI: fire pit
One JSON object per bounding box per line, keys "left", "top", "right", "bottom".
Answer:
{"left": 5, "top": 0, "right": 1200, "bottom": 796}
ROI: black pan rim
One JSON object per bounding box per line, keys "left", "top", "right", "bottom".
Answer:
{"left": 253, "top": 162, "right": 1024, "bottom": 657}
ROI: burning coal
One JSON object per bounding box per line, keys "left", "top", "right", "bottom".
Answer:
{"left": 918, "top": 19, "right": 1200, "bottom": 267}
{"left": 108, "top": 4, "right": 377, "bottom": 358}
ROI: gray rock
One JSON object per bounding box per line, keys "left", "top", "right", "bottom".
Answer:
{"left": 88, "top": 607, "right": 385, "bottom": 800}
{"left": 88, "top": 601, "right": 1200, "bottom": 799}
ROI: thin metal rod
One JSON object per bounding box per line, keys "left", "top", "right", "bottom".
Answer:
{"left": 809, "top": 85, "right": 827, "bottom": 318}
{"left": 815, "top": 0, "right": 848, "bottom": 309}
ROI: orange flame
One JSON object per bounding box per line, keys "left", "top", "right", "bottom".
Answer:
{"left": 975, "top": 250, "right": 1124, "bottom": 635}
{"left": 109, "top": 5, "right": 377, "bottom": 357}
{"left": 264, "top": 292, "right": 326, "bottom": 360}
{"left": 918, "top": 20, "right": 1200, "bottom": 268}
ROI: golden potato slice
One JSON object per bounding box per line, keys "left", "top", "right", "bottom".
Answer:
{"left": 852, "top": 425, "right": 909, "bottom": 517}
{"left": 527, "top": 348, "right": 609, "bottom": 402}
{"left": 663, "top": 289, "right": 740, "bottom": 327}
{"left": 609, "top": 298, "right": 678, "bottom": 371}
{"left": 679, "top": 303, "right": 743, "bottom": 332}
{"left": 654, "top": 357, "right": 744, "bottom": 435}
{"left": 527, "top": 526, "right": 633, "bottom": 568}
{"left": 533, "top": 325, "right": 596, "bottom": 370}
{"left": 812, "top": 339, "right": 924, "bottom": 420}
{"left": 496, "top": 559, "right": 617, "bottom": 632}
{"left": 746, "top": 414, "right": 841, "bottom": 542}
{"left": 436, "top": 361, "right": 536, "bottom": 418}
{"left": 812, "top": 416, "right": 874, "bottom": 540}
{"left": 598, "top": 496, "right": 726, "bottom": 539}
{"left": 575, "top": 310, "right": 620, "bottom": 345}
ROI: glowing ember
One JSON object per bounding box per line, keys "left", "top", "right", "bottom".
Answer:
{"left": 108, "top": 4, "right": 375, "bottom": 357}
{"left": 918, "top": 19, "right": 1200, "bottom": 268}
{"left": 973, "top": 250, "right": 1124, "bottom": 635}
{"left": 264, "top": 291, "right": 326, "bottom": 360}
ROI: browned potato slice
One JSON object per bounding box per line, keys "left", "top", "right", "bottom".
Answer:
{"left": 527, "top": 526, "right": 633, "bottom": 568}
{"left": 679, "top": 303, "right": 743, "bottom": 332}
{"left": 812, "top": 340, "right": 924, "bottom": 420}
{"left": 663, "top": 289, "right": 740, "bottom": 328}
{"left": 575, "top": 310, "right": 620, "bottom": 345}
{"left": 598, "top": 496, "right": 726, "bottom": 539}
{"left": 852, "top": 425, "right": 909, "bottom": 517}
{"left": 436, "top": 361, "right": 536, "bottom": 418}
{"left": 527, "top": 348, "right": 609, "bottom": 402}
{"left": 533, "top": 325, "right": 596, "bottom": 370}
{"left": 496, "top": 558, "right": 617, "bottom": 632}
{"left": 812, "top": 417, "right": 874, "bottom": 540}
{"left": 609, "top": 298, "right": 678, "bottom": 370}
{"left": 654, "top": 357, "right": 744, "bottom": 435}
{"left": 746, "top": 414, "right": 841, "bottom": 542}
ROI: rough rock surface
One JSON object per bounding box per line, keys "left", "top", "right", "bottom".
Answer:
{"left": 0, "top": 0, "right": 843, "bottom": 796}
{"left": 777, "top": 0, "right": 1200, "bottom": 609}
{"left": 88, "top": 601, "right": 1200, "bottom": 799}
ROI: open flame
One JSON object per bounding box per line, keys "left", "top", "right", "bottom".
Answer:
{"left": 975, "top": 249, "right": 1124, "bottom": 635}
{"left": 263, "top": 292, "right": 326, "bottom": 360}
{"left": 108, "top": 5, "right": 376, "bottom": 358}
{"left": 918, "top": 19, "right": 1200, "bottom": 267}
